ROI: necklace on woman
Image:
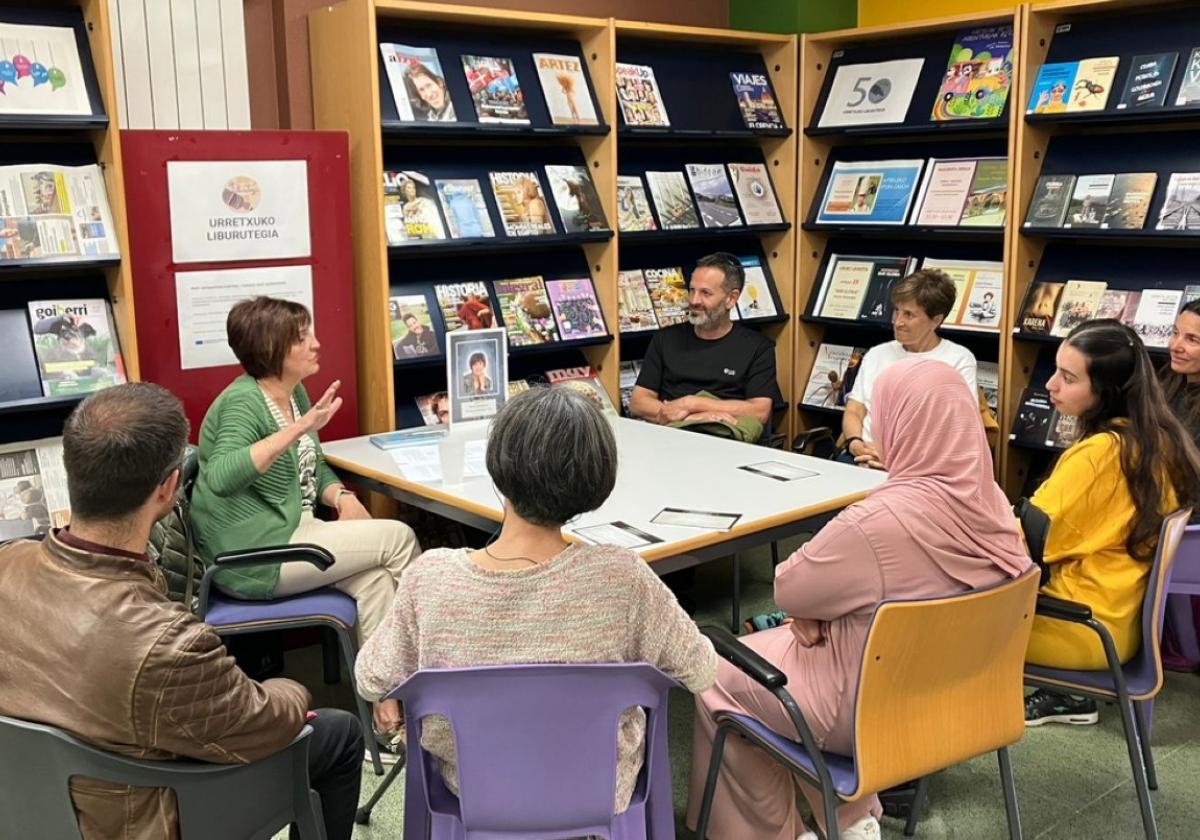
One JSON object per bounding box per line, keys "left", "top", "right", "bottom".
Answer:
{"left": 482, "top": 545, "right": 541, "bottom": 566}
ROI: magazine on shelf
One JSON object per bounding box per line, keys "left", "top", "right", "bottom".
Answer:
{"left": 617, "top": 269, "right": 659, "bottom": 332}
{"left": 435, "top": 179, "right": 495, "bottom": 239}
{"left": 26, "top": 299, "right": 126, "bottom": 397}
{"left": 1118, "top": 53, "right": 1177, "bottom": 110}
{"left": 494, "top": 276, "right": 558, "bottom": 346}
{"left": 1068, "top": 56, "right": 1119, "bottom": 112}
{"left": 1010, "top": 387, "right": 1054, "bottom": 447}
{"left": 544, "top": 365, "right": 617, "bottom": 415}
{"left": 913, "top": 159, "right": 976, "bottom": 226}
{"left": 1094, "top": 289, "right": 1131, "bottom": 321}
{"left": 1132, "top": 289, "right": 1184, "bottom": 347}
{"left": 817, "top": 58, "right": 924, "bottom": 128}
{"left": 0, "top": 308, "right": 41, "bottom": 403}
{"left": 729, "top": 71, "right": 783, "bottom": 130}
{"left": 857, "top": 257, "right": 913, "bottom": 323}
{"left": 1050, "top": 280, "right": 1108, "bottom": 337}
{"left": 415, "top": 390, "right": 450, "bottom": 426}
{"left": 735, "top": 256, "right": 777, "bottom": 320}
{"left": 1102, "top": 173, "right": 1157, "bottom": 230}
{"left": 922, "top": 258, "right": 1004, "bottom": 331}
{"left": 1017, "top": 281, "right": 1065, "bottom": 335}
{"left": 435, "top": 281, "right": 494, "bottom": 332}
{"left": 643, "top": 266, "right": 689, "bottom": 327}
{"left": 1119, "top": 291, "right": 1142, "bottom": 327}
{"left": 615, "top": 63, "right": 669, "bottom": 127}
{"left": 544, "top": 165, "right": 608, "bottom": 233}
{"left": 1176, "top": 48, "right": 1200, "bottom": 106}
{"left": 1156, "top": 173, "right": 1200, "bottom": 231}
{"left": 378, "top": 44, "right": 456, "bottom": 122}
{"left": 616, "top": 175, "right": 657, "bottom": 231}
{"left": 977, "top": 362, "right": 999, "bottom": 413}
{"left": 1025, "top": 174, "right": 1076, "bottom": 227}
{"left": 958, "top": 158, "right": 1008, "bottom": 227}
{"left": 0, "top": 23, "right": 91, "bottom": 117}
{"left": 619, "top": 360, "right": 640, "bottom": 415}
{"left": 532, "top": 53, "right": 599, "bottom": 126}
{"left": 816, "top": 159, "right": 924, "bottom": 225}
{"left": 816, "top": 255, "right": 874, "bottom": 320}
{"left": 1183, "top": 285, "right": 1200, "bottom": 309}
{"left": 1046, "top": 408, "right": 1083, "bottom": 449}
{"left": 931, "top": 25, "right": 1014, "bottom": 121}
{"left": 1064, "top": 174, "right": 1115, "bottom": 229}
{"left": 508, "top": 379, "right": 531, "bottom": 397}
{"left": 461, "top": 55, "right": 528, "bottom": 124}
{"left": 685, "top": 163, "right": 743, "bottom": 229}
{"left": 0, "top": 437, "right": 69, "bottom": 541}
{"left": 389, "top": 293, "right": 439, "bottom": 359}
{"left": 802, "top": 344, "right": 865, "bottom": 409}
{"left": 546, "top": 277, "right": 607, "bottom": 340}
{"left": 727, "top": 163, "right": 783, "bottom": 225}
{"left": 645, "top": 171, "right": 699, "bottom": 230}
{"left": 1026, "top": 62, "right": 1077, "bottom": 114}
{"left": 0, "top": 163, "right": 118, "bottom": 260}
{"left": 489, "top": 171, "right": 555, "bottom": 236}
{"left": 382, "top": 170, "right": 446, "bottom": 243}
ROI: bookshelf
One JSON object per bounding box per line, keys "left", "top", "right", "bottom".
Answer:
{"left": 796, "top": 11, "right": 1019, "bottom": 465}
{"left": 0, "top": 0, "right": 135, "bottom": 446}
{"left": 1004, "top": 0, "right": 1200, "bottom": 496}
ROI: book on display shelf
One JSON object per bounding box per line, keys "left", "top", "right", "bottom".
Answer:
{"left": 546, "top": 277, "right": 607, "bottom": 340}
{"left": 923, "top": 258, "right": 1004, "bottom": 331}
{"left": 370, "top": 426, "right": 448, "bottom": 449}
{"left": 1017, "top": 281, "right": 1065, "bottom": 335}
{"left": 1094, "top": 289, "right": 1130, "bottom": 321}
{"left": 1010, "top": 387, "right": 1053, "bottom": 447}
{"left": 379, "top": 44, "right": 457, "bottom": 123}
{"left": 617, "top": 269, "right": 659, "bottom": 333}
{"left": 1024, "top": 174, "right": 1075, "bottom": 228}
{"left": 1183, "top": 285, "right": 1200, "bottom": 309}
{"left": 1068, "top": 57, "right": 1119, "bottom": 112}
{"left": 643, "top": 266, "right": 689, "bottom": 327}
{"left": 544, "top": 165, "right": 608, "bottom": 233}
{"left": 489, "top": 171, "right": 555, "bottom": 237}
{"left": 816, "top": 159, "right": 923, "bottom": 226}
{"left": 383, "top": 170, "right": 446, "bottom": 243}
{"left": 1176, "top": 48, "right": 1200, "bottom": 107}
{"left": 729, "top": 71, "right": 784, "bottom": 130}
{"left": 461, "top": 55, "right": 529, "bottom": 124}
{"left": 1064, "top": 174, "right": 1114, "bottom": 229}
{"left": 958, "top": 158, "right": 1008, "bottom": 227}
{"left": 913, "top": 158, "right": 976, "bottom": 227}
{"left": 1046, "top": 408, "right": 1083, "bottom": 449}
{"left": 1050, "top": 280, "right": 1107, "bottom": 338}
{"left": 615, "top": 63, "right": 669, "bottom": 127}
{"left": 435, "top": 281, "right": 494, "bottom": 332}
{"left": 616, "top": 175, "right": 657, "bottom": 231}
{"left": 0, "top": 438, "right": 68, "bottom": 541}
{"left": 415, "top": 390, "right": 450, "bottom": 426}
{"left": 1119, "top": 291, "right": 1142, "bottom": 327}
{"left": 435, "top": 178, "right": 495, "bottom": 239}
{"left": 930, "top": 25, "right": 1014, "bottom": 122}
{"left": 1101, "top": 173, "right": 1157, "bottom": 230}
{"left": 389, "top": 293, "right": 440, "bottom": 359}
{"left": 1118, "top": 53, "right": 1177, "bottom": 110}
{"left": 735, "top": 256, "right": 776, "bottom": 320}
{"left": 1131, "top": 289, "right": 1183, "bottom": 347}
{"left": 619, "top": 360, "right": 640, "bottom": 415}
{"left": 1156, "top": 173, "right": 1200, "bottom": 231}
{"left": 532, "top": 53, "right": 599, "bottom": 126}
{"left": 0, "top": 308, "right": 42, "bottom": 403}
{"left": 817, "top": 58, "right": 924, "bottom": 128}
{"left": 977, "top": 361, "right": 999, "bottom": 413}
{"left": 1026, "top": 62, "right": 1077, "bottom": 115}
{"left": 727, "top": 163, "right": 783, "bottom": 226}
{"left": 802, "top": 344, "right": 865, "bottom": 410}
{"left": 27, "top": 299, "right": 126, "bottom": 397}
{"left": 645, "top": 170, "right": 699, "bottom": 230}
{"left": 544, "top": 365, "right": 617, "bottom": 415}
{"left": 814, "top": 255, "right": 875, "bottom": 320}
{"left": 494, "top": 276, "right": 559, "bottom": 347}
{"left": 685, "top": 163, "right": 743, "bottom": 229}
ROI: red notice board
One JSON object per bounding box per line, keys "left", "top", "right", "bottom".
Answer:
{"left": 120, "top": 130, "right": 358, "bottom": 442}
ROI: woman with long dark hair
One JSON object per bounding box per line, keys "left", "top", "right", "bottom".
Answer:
{"left": 1024, "top": 319, "right": 1200, "bottom": 726}
{"left": 1161, "top": 298, "right": 1200, "bottom": 449}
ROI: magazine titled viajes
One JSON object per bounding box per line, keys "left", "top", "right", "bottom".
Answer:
{"left": 0, "top": 163, "right": 119, "bottom": 261}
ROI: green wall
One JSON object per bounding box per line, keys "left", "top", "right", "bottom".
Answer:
{"left": 728, "top": 0, "right": 856, "bottom": 34}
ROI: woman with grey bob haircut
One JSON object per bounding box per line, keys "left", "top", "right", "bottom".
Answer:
{"left": 356, "top": 386, "right": 717, "bottom": 813}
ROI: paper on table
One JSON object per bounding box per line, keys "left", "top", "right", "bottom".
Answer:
{"left": 573, "top": 521, "right": 663, "bottom": 549}
{"left": 389, "top": 440, "right": 487, "bottom": 483}
{"left": 651, "top": 508, "right": 741, "bottom": 531}
{"left": 738, "top": 461, "right": 820, "bottom": 482}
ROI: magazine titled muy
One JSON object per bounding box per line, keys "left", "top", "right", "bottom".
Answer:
{"left": 0, "top": 163, "right": 119, "bottom": 261}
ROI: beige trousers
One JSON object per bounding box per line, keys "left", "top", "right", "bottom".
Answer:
{"left": 275, "top": 512, "right": 420, "bottom": 646}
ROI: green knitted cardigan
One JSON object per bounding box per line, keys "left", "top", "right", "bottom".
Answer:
{"left": 189, "top": 375, "right": 340, "bottom": 598}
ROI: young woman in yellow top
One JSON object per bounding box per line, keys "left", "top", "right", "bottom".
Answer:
{"left": 1024, "top": 320, "right": 1200, "bottom": 726}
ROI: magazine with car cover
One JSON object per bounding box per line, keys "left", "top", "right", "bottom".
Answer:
{"left": 546, "top": 277, "right": 607, "bottom": 340}
{"left": 27, "top": 299, "right": 126, "bottom": 397}
{"left": 816, "top": 255, "right": 873, "bottom": 319}
{"left": 802, "top": 344, "right": 866, "bottom": 409}
{"left": 1176, "top": 48, "right": 1200, "bottom": 106}
{"left": 532, "top": 52, "right": 599, "bottom": 126}
{"left": 494, "top": 276, "right": 558, "bottom": 347}
{"left": 616, "top": 175, "right": 657, "bottom": 231}
{"left": 727, "top": 163, "right": 782, "bottom": 225}
{"left": 544, "top": 164, "right": 609, "bottom": 233}
{"left": 857, "top": 257, "right": 914, "bottom": 322}
{"left": 488, "top": 171, "right": 555, "bottom": 236}
{"left": 645, "top": 171, "right": 699, "bottom": 230}
{"left": 1050, "top": 280, "right": 1108, "bottom": 337}
{"left": 1064, "top": 174, "right": 1115, "bottom": 229}
{"left": 1118, "top": 53, "right": 1177, "bottom": 110}
{"left": 615, "top": 63, "right": 669, "bottom": 127}
{"left": 461, "top": 55, "right": 528, "bottom": 124}
{"left": 435, "top": 178, "right": 495, "bottom": 239}
{"left": 816, "top": 159, "right": 924, "bottom": 225}
{"left": 1101, "top": 173, "right": 1157, "bottom": 230}
{"left": 1017, "top": 281, "right": 1065, "bottom": 335}
{"left": 977, "top": 361, "right": 999, "bottom": 413}
{"left": 1132, "top": 288, "right": 1184, "bottom": 347}
{"left": 617, "top": 269, "right": 659, "bottom": 333}
{"left": 931, "top": 25, "right": 1014, "bottom": 121}
{"left": 958, "top": 158, "right": 1008, "bottom": 227}
{"left": 1026, "top": 62, "right": 1077, "bottom": 114}
{"left": 1010, "top": 387, "right": 1054, "bottom": 447}
{"left": 544, "top": 365, "right": 617, "bottom": 415}
{"left": 1094, "top": 289, "right": 1131, "bottom": 321}
{"left": 435, "top": 281, "right": 494, "bottom": 332}
{"left": 1156, "top": 172, "right": 1200, "bottom": 231}
{"left": 1024, "top": 174, "right": 1076, "bottom": 228}
{"left": 735, "top": 256, "right": 777, "bottom": 320}
{"left": 912, "top": 158, "right": 976, "bottom": 226}
{"left": 389, "top": 293, "right": 440, "bottom": 359}
{"left": 729, "top": 71, "right": 783, "bottom": 130}
{"left": 643, "top": 266, "right": 689, "bottom": 327}
{"left": 379, "top": 44, "right": 456, "bottom": 123}
{"left": 0, "top": 437, "right": 69, "bottom": 541}
{"left": 817, "top": 58, "right": 924, "bottom": 128}
{"left": 685, "top": 163, "right": 743, "bottom": 229}
{"left": 1068, "top": 56, "right": 1119, "bottom": 112}
{"left": 0, "top": 163, "right": 119, "bottom": 260}
{"left": 383, "top": 170, "right": 446, "bottom": 243}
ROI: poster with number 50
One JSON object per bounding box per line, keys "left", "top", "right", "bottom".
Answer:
{"left": 817, "top": 58, "right": 924, "bottom": 128}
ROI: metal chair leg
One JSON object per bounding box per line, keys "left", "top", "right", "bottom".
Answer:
{"left": 730, "top": 554, "right": 741, "bottom": 634}
{"left": 694, "top": 723, "right": 730, "bottom": 840}
{"left": 1115, "top": 695, "right": 1159, "bottom": 839}
{"left": 997, "top": 747, "right": 1023, "bottom": 840}
{"left": 1134, "top": 700, "right": 1158, "bottom": 791}
{"left": 904, "top": 776, "right": 931, "bottom": 837}
{"left": 823, "top": 786, "right": 840, "bottom": 840}
{"left": 333, "top": 627, "right": 383, "bottom": 776}
{"left": 355, "top": 747, "right": 406, "bottom": 825}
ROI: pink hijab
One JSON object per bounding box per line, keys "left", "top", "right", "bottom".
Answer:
{"left": 870, "top": 357, "right": 1029, "bottom": 581}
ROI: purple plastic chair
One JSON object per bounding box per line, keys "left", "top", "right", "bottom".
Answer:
{"left": 1164, "top": 525, "right": 1200, "bottom": 665}
{"left": 361, "top": 663, "right": 678, "bottom": 839}
{"left": 1025, "top": 508, "right": 1192, "bottom": 840}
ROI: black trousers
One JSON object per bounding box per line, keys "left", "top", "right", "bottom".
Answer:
{"left": 293, "top": 708, "right": 364, "bottom": 840}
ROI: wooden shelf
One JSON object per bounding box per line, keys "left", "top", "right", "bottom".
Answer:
{"left": 802, "top": 223, "right": 1005, "bottom": 241}
{"left": 0, "top": 256, "right": 121, "bottom": 276}
{"left": 620, "top": 222, "right": 790, "bottom": 243}
{"left": 0, "top": 114, "right": 109, "bottom": 132}
{"left": 0, "top": 394, "right": 85, "bottom": 417}
{"left": 382, "top": 122, "right": 609, "bottom": 139}
{"left": 387, "top": 231, "right": 612, "bottom": 258}
{"left": 1024, "top": 107, "right": 1200, "bottom": 131}
{"left": 800, "top": 313, "right": 1000, "bottom": 342}
{"left": 1011, "top": 329, "right": 1169, "bottom": 356}
{"left": 804, "top": 118, "right": 1007, "bottom": 139}
{"left": 1020, "top": 227, "right": 1200, "bottom": 246}
{"left": 618, "top": 127, "right": 792, "bottom": 139}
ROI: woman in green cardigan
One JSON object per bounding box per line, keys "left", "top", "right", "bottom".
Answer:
{"left": 190, "top": 297, "right": 420, "bottom": 739}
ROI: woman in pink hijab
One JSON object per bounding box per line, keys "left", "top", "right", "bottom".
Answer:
{"left": 686, "top": 358, "right": 1031, "bottom": 840}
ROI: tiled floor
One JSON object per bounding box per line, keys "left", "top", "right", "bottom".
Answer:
{"left": 289, "top": 537, "right": 1200, "bottom": 839}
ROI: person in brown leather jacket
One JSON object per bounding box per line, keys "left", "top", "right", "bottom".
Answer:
{"left": 0, "top": 383, "right": 363, "bottom": 840}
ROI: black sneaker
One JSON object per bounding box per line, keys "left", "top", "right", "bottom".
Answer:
{"left": 1024, "top": 689, "right": 1099, "bottom": 727}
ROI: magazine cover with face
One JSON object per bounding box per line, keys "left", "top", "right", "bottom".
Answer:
{"left": 27, "top": 298, "right": 126, "bottom": 396}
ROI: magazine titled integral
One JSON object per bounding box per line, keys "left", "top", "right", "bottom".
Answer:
{"left": 494, "top": 276, "right": 558, "bottom": 347}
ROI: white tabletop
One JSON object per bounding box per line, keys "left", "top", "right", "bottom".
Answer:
{"left": 323, "top": 418, "right": 886, "bottom": 564}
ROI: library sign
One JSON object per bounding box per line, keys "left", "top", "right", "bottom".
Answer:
{"left": 166, "top": 160, "right": 312, "bottom": 263}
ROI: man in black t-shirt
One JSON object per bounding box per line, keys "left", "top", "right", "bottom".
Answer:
{"left": 631, "top": 252, "right": 781, "bottom": 430}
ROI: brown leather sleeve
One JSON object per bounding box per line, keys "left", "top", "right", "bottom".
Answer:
{"left": 136, "top": 614, "right": 310, "bottom": 764}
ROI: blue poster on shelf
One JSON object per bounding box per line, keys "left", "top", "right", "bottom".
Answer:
{"left": 816, "top": 159, "right": 925, "bottom": 226}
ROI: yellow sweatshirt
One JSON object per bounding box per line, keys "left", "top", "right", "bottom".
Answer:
{"left": 1026, "top": 431, "right": 1169, "bottom": 670}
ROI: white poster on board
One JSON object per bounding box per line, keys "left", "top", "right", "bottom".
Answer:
{"left": 817, "top": 58, "right": 925, "bottom": 128}
{"left": 167, "top": 160, "right": 311, "bottom": 263}
{"left": 175, "top": 265, "right": 313, "bottom": 369}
